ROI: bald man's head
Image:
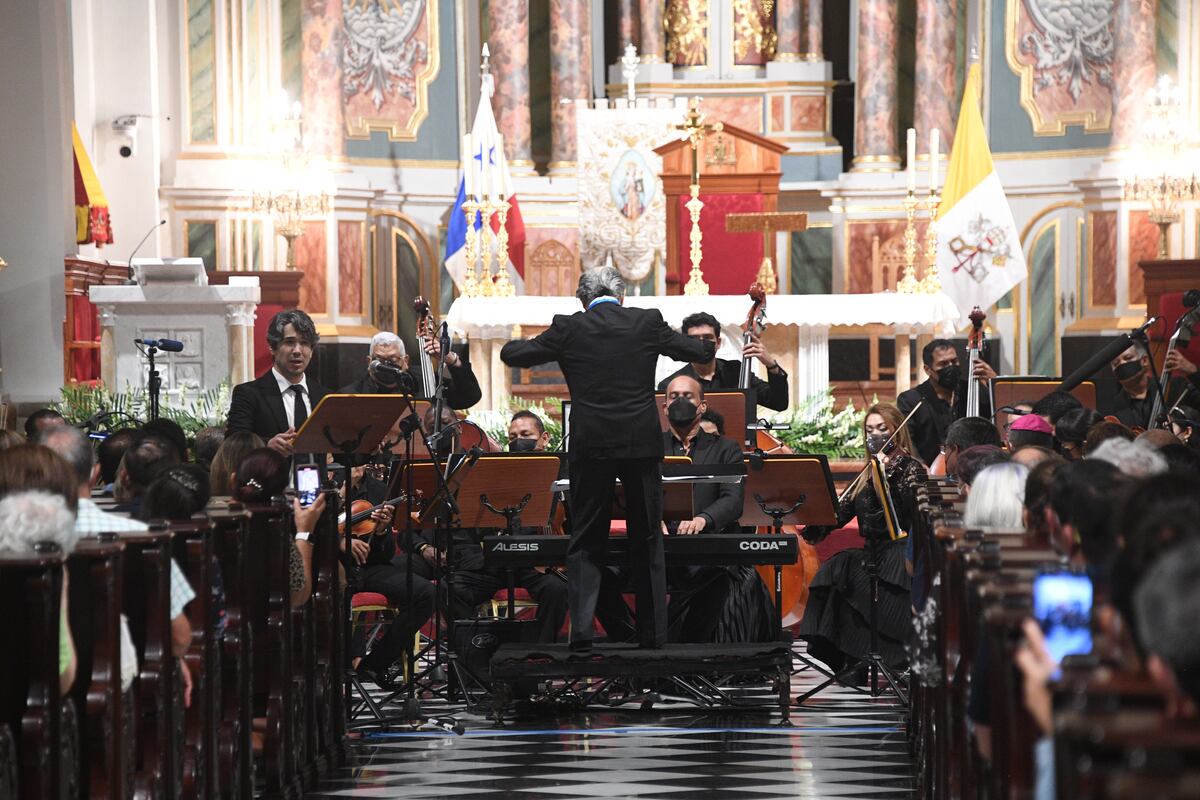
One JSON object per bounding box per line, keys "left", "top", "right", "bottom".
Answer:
{"left": 665, "top": 375, "right": 704, "bottom": 402}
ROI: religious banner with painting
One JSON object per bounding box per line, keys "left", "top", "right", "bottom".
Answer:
{"left": 1005, "top": 0, "right": 1113, "bottom": 134}
{"left": 576, "top": 105, "right": 682, "bottom": 289}
{"left": 342, "top": 0, "right": 439, "bottom": 140}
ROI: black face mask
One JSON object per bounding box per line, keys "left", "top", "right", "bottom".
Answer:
{"left": 1113, "top": 360, "right": 1144, "bottom": 382}
{"left": 935, "top": 364, "right": 962, "bottom": 390}
{"left": 667, "top": 397, "right": 698, "bottom": 428}
{"left": 866, "top": 433, "right": 890, "bottom": 455}
{"left": 509, "top": 437, "right": 538, "bottom": 452}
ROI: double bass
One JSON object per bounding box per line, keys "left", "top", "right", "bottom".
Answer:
{"left": 965, "top": 306, "right": 986, "bottom": 418}
{"left": 413, "top": 296, "right": 438, "bottom": 399}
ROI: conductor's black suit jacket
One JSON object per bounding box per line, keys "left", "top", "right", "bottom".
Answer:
{"left": 225, "top": 370, "right": 331, "bottom": 441}
{"left": 499, "top": 302, "right": 714, "bottom": 461}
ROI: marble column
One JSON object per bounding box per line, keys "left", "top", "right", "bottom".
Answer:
{"left": 549, "top": 0, "right": 591, "bottom": 170}
{"left": 774, "top": 0, "right": 802, "bottom": 61}
{"left": 1111, "top": 0, "right": 1158, "bottom": 149}
{"left": 852, "top": 0, "right": 900, "bottom": 170}
{"left": 803, "top": 0, "right": 823, "bottom": 61}
{"left": 487, "top": 0, "right": 533, "bottom": 171}
{"left": 300, "top": 0, "right": 344, "bottom": 158}
{"left": 639, "top": 0, "right": 665, "bottom": 62}
{"left": 913, "top": 0, "right": 957, "bottom": 152}
{"left": 617, "top": 0, "right": 639, "bottom": 48}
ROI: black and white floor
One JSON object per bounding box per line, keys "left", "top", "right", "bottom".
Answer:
{"left": 307, "top": 646, "right": 914, "bottom": 799}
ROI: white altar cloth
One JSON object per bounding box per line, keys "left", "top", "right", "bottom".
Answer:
{"left": 447, "top": 292, "right": 960, "bottom": 412}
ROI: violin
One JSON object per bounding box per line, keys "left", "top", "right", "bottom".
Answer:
{"left": 965, "top": 306, "right": 986, "bottom": 419}
{"left": 344, "top": 494, "right": 413, "bottom": 536}
{"left": 739, "top": 283, "right": 768, "bottom": 389}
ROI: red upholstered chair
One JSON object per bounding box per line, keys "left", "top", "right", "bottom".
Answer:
{"left": 351, "top": 591, "right": 394, "bottom": 655}
{"left": 1154, "top": 292, "right": 1200, "bottom": 368}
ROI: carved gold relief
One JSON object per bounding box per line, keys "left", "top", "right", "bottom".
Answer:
{"left": 666, "top": 0, "right": 709, "bottom": 67}
{"left": 733, "top": 0, "right": 778, "bottom": 65}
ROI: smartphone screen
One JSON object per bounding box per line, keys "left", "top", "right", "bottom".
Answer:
{"left": 295, "top": 464, "right": 320, "bottom": 508}
{"left": 1033, "top": 571, "right": 1094, "bottom": 672}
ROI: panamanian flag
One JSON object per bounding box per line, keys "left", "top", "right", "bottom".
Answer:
{"left": 935, "top": 63, "right": 1027, "bottom": 327}
{"left": 444, "top": 63, "right": 525, "bottom": 292}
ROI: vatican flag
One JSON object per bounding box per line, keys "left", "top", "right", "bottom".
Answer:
{"left": 935, "top": 64, "right": 1027, "bottom": 327}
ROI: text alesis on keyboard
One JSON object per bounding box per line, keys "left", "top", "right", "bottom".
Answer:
{"left": 481, "top": 534, "right": 798, "bottom": 568}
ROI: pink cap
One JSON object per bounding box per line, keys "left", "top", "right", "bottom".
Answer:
{"left": 1010, "top": 414, "right": 1053, "bottom": 434}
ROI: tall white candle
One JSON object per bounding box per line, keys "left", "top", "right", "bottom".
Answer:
{"left": 929, "top": 128, "right": 940, "bottom": 194}
{"left": 492, "top": 134, "right": 505, "bottom": 204}
{"left": 906, "top": 128, "right": 916, "bottom": 193}
{"left": 462, "top": 134, "right": 474, "bottom": 199}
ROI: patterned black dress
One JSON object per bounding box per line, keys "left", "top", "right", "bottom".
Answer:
{"left": 798, "top": 454, "right": 926, "bottom": 672}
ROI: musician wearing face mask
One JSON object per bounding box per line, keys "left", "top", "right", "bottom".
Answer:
{"left": 656, "top": 312, "right": 789, "bottom": 412}
{"left": 898, "top": 339, "right": 996, "bottom": 466}
{"left": 507, "top": 410, "right": 550, "bottom": 452}
{"left": 660, "top": 376, "right": 775, "bottom": 642}
{"left": 799, "top": 403, "right": 926, "bottom": 677}
{"left": 1110, "top": 344, "right": 1200, "bottom": 429}
{"left": 340, "top": 331, "right": 482, "bottom": 410}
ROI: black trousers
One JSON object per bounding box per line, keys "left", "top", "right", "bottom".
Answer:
{"left": 351, "top": 561, "right": 435, "bottom": 670}
{"left": 568, "top": 457, "right": 666, "bottom": 647}
{"left": 449, "top": 547, "right": 569, "bottom": 643}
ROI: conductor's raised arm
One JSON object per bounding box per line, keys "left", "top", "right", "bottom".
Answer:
{"left": 500, "top": 316, "right": 567, "bottom": 368}
{"left": 655, "top": 311, "right": 714, "bottom": 364}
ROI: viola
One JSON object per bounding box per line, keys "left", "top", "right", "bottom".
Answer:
{"left": 344, "top": 494, "right": 412, "bottom": 536}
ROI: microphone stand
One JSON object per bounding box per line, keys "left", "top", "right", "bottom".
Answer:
{"left": 135, "top": 342, "right": 163, "bottom": 420}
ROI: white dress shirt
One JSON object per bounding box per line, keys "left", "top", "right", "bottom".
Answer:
{"left": 272, "top": 367, "right": 311, "bottom": 430}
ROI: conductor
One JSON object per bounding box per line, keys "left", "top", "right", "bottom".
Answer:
{"left": 500, "top": 267, "right": 714, "bottom": 652}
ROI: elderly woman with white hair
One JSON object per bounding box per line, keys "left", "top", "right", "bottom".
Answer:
{"left": 964, "top": 461, "right": 1030, "bottom": 529}
{"left": 340, "top": 328, "right": 482, "bottom": 409}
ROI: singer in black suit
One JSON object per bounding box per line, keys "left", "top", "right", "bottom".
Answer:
{"left": 500, "top": 267, "right": 714, "bottom": 651}
{"left": 226, "top": 309, "right": 330, "bottom": 457}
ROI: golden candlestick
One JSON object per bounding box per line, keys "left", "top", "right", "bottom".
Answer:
{"left": 461, "top": 200, "right": 481, "bottom": 297}
{"left": 897, "top": 191, "right": 920, "bottom": 293}
{"left": 683, "top": 184, "right": 709, "bottom": 295}
{"left": 919, "top": 190, "right": 942, "bottom": 294}
{"left": 492, "top": 199, "right": 515, "bottom": 297}
{"left": 477, "top": 199, "right": 496, "bottom": 298}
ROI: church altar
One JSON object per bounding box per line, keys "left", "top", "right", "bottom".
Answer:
{"left": 448, "top": 292, "right": 961, "bottom": 412}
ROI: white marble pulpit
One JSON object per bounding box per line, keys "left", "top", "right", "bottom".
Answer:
{"left": 89, "top": 258, "right": 260, "bottom": 396}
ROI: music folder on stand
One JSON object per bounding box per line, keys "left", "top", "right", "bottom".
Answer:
{"left": 738, "top": 454, "right": 838, "bottom": 639}
{"left": 293, "top": 394, "right": 417, "bottom": 728}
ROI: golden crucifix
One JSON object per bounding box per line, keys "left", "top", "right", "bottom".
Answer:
{"left": 674, "top": 97, "right": 723, "bottom": 296}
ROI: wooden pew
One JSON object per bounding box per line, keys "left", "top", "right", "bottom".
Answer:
{"left": 308, "top": 490, "right": 346, "bottom": 771}
{"left": 242, "top": 499, "right": 302, "bottom": 799}
{"left": 207, "top": 503, "right": 254, "bottom": 800}
{"left": 120, "top": 526, "right": 180, "bottom": 800}
{"left": 0, "top": 545, "right": 67, "bottom": 799}
{"left": 168, "top": 517, "right": 218, "bottom": 800}
{"left": 67, "top": 533, "right": 127, "bottom": 799}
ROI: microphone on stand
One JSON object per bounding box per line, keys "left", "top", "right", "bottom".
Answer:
{"left": 1058, "top": 316, "right": 1159, "bottom": 392}
{"left": 124, "top": 219, "right": 167, "bottom": 284}
{"left": 439, "top": 322, "right": 452, "bottom": 378}
{"left": 134, "top": 338, "right": 184, "bottom": 352}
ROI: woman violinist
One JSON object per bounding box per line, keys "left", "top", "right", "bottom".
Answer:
{"left": 797, "top": 402, "right": 927, "bottom": 679}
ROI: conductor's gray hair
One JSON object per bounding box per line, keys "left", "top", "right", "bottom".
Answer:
{"left": 369, "top": 331, "right": 405, "bottom": 357}
{"left": 576, "top": 266, "right": 626, "bottom": 307}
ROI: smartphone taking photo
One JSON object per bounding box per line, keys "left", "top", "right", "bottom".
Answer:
{"left": 295, "top": 464, "right": 320, "bottom": 508}
{"left": 1033, "top": 569, "right": 1093, "bottom": 677}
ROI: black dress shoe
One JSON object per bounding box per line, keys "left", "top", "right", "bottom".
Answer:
{"left": 568, "top": 639, "right": 594, "bottom": 656}
{"left": 357, "top": 661, "right": 400, "bottom": 690}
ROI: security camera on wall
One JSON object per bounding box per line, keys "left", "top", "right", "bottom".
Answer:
{"left": 112, "top": 115, "right": 139, "bottom": 158}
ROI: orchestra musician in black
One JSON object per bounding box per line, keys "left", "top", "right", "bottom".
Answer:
{"left": 660, "top": 375, "right": 774, "bottom": 643}
{"left": 500, "top": 266, "right": 713, "bottom": 652}
{"left": 340, "top": 330, "right": 481, "bottom": 409}
{"left": 657, "top": 311, "right": 789, "bottom": 411}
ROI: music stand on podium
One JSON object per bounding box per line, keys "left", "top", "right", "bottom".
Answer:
{"left": 293, "top": 394, "right": 415, "bottom": 726}
{"left": 739, "top": 455, "right": 838, "bottom": 637}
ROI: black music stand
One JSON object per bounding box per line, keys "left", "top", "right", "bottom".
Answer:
{"left": 293, "top": 394, "right": 414, "bottom": 727}
{"left": 739, "top": 455, "right": 837, "bottom": 638}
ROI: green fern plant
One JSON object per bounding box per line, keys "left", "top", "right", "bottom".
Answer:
{"left": 52, "top": 382, "right": 232, "bottom": 439}
{"left": 468, "top": 396, "right": 564, "bottom": 450}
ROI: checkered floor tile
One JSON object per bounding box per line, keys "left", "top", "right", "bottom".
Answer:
{"left": 305, "top": 643, "right": 914, "bottom": 799}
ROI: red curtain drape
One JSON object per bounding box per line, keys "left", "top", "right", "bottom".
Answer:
{"left": 70, "top": 296, "right": 101, "bottom": 382}
{"left": 675, "top": 193, "right": 764, "bottom": 295}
